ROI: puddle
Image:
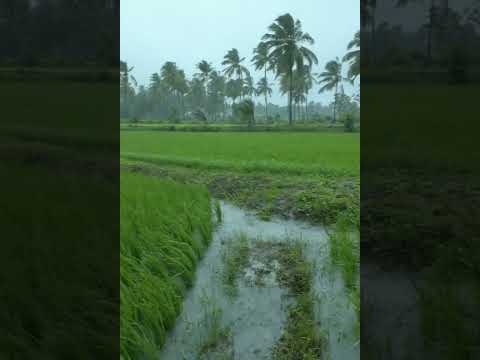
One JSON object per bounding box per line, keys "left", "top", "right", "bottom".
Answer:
{"left": 159, "top": 201, "right": 359, "bottom": 360}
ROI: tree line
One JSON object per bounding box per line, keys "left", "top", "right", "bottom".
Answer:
{"left": 121, "top": 13, "right": 360, "bottom": 125}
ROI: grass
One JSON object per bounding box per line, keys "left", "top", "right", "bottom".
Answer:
{"left": 328, "top": 217, "right": 360, "bottom": 291}
{"left": 221, "top": 233, "right": 250, "bottom": 297}
{"left": 121, "top": 131, "right": 359, "bottom": 175}
{"left": 120, "top": 172, "right": 213, "bottom": 359}
{"left": 122, "top": 160, "right": 359, "bottom": 227}
{"left": 197, "top": 295, "right": 232, "bottom": 359}
{"left": 328, "top": 215, "right": 360, "bottom": 340}
{"left": 273, "top": 240, "right": 325, "bottom": 359}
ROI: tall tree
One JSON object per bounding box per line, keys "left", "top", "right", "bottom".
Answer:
{"left": 300, "top": 65, "right": 315, "bottom": 121}
{"left": 222, "top": 48, "right": 250, "bottom": 99}
{"left": 262, "top": 13, "right": 318, "bottom": 125}
{"left": 255, "top": 78, "right": 273, "bottom": 121}
{"left": 120, "top": 60, "right": 137, "bottom": 116}
{"left": 343, "top": 30, "right": 360, "bottom": 81}
{"left": 174, "top": 69, "right": 189, "bottom": 120}
{"left": 207, "top": 70, "right": 226, "bottom": 121}
{"left": 160, "top": 61, "right": 179, "bottom": 93}
{"left": 225, "top": 78, "right": 242, "bottom": 106}
{"left": 243, "top": 73, "right": 255, "bottom": 99}
{"left": 196, "top": 60, "right": 213, "bottom": 90}
{"left": 317, "top": 58, "right": 349, "bottom": 123}
{"left": 252, "top": 42, "right": 274, "bottom": 122}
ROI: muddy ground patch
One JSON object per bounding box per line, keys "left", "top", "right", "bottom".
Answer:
{"left": 122, "top": 161, "right": 359, "bottom": 227}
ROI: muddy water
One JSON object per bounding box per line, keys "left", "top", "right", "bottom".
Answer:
{"left": 159, "top": 201, "right": 359, "bottom": 360}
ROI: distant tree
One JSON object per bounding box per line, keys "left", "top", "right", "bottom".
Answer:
{"left": 189, "top": 77, "right": 207, "bottom": 111}
{"left": 237, "top": 99, "right": 255, "bottom": 127}
{"left": 252, "top": 42, "right": 275, "bottom": 121}
{"left": 161, "top": 62, "right": 186, "bottom": 120}
{"left": 120, "top": 60, "right": 137, "bottom": 116}
{"left": 317, "top": 58, "right": 350, "bottom": 123}
{"left": 343, "top": 31, "right": 360, "bottom": 81}
{"left": 255, "top": 78, "right": 273, "bottom": 121}
{"left": 243, "top": 73, "right": 256, "bottom": 99}
{"left": 262, "top": 13, "right": 318, "bottom": 125}
{"left": 207, "top": 70, "right": 226, "bottom": 121}
{"left": 222, "top": 49, "right": 250, "bottom": 100}
{"left": 343, "top": 113, "right": 355, "bottom": 132}
{"left": 225, "top": 78, "right": 242, "bottom": 106}
{"left": 196, "top": 60, "right": 213, "bottom": 90}
{"left": 175, "top": 69, "right": 189, "bottom": 120}
{"left": 192, "top": 109, "right": 208, "bottom": 123}
{"left": 300, "top": 65, "right": 315, "bottom": 121}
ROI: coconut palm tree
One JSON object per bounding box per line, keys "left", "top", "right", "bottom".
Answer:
{"left": 174, "top": 69, "right": 189, "bottom": 120}
{"left": 343, "top": 31, "right": 360, "bottom": 81}
{"left": 243, "top": 73, "right": 255, "bottom": 99}
{"left": 160, "top": 61, "right": 178, "bottom": 93}
{"left": 262, "top": 13, "right": 318, "bottom": 125}
{"left": 188, "top": 77, "right": 206, "bottom": 111}
{"left": 196, "top": 60, "right": 213, "bottom": 89}
{"left": 255, "top": 77, "right": 272, "bottom": 121}
{"left": 252, "top": 42, "right": 274, "bottom": 79}
{"left": 207, "top": 70, "right": 226, "bottom": 121}
{"left": 120, "top": 60, "right": 137, "bottom": 104}
{"left": 225, "top": 78, "right": 242, "bottom": 106}
{"left": 296, "top": 65, "right": 315, "bottom": 121}
{"left": 222, "top": 49, "right": 250, "bottom": 99}
{"left": 317, "top": 58, "right": 350, "bottom": 123}
{"left": 237, "top": 99, "right": 255, "bottom": 127}
{"left": 278, "top": 70, "right": 300, "bottom": 122}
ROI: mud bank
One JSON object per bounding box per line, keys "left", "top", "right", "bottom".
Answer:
{"left": 122, "top": 161, "right": 359, "bottom": 227}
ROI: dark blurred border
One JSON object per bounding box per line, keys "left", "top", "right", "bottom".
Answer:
{"left": 361, "top": 0, "right": 480, "bottom": 359}
{"left": 0, "top": 1, "right": 119, "bottom": 358}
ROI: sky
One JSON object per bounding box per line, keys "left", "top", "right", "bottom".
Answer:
{"left": 120, "top": 0, "right": 359, "bottom": 106}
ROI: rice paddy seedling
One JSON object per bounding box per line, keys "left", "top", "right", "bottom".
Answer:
{"left": 273, "top": 240, "right": 325, "bottom": 359}
{"left": 221, "top": 233, "right": 250, "bottom": 297}
{"left": 328, "top": 216, "right": 359, "bottom": 292}
{"left": 197, "top": 296, "right": 232, "bottom": 357}
{"left": 120, "top": 172, "right": 213, "bottom": 359}
{"left": 120, "top": 131, "right": 359, "bottom": 176}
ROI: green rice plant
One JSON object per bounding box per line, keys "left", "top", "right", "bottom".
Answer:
{"left": 328, "top": 216, "right": 359, "bottom": 291}
{"left": 273, "top": 240, "right": 325, "bottom": 359}
{"left": 197, "top": 294, "right": 232, "bottom": 357}
{"left": 120, "top": 131, "right": 359, "bottom": 175}
{"left": 221, "top": 233, "right": 250, "bottom": 297}
{"left": 328, "top": 214, "right": 360, "bottom": 339}
{"left": 120, "top": 172, "right": 213, "bottom": 359}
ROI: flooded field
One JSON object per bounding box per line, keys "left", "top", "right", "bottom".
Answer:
{"left": 159, "top": 201, "right": 359, "bottom": 359}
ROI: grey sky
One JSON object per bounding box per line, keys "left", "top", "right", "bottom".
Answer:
{"left": 121, "top": 0, "right": 359, "bottom": 105}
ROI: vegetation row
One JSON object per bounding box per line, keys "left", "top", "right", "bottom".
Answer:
{"left": 120, "top": 172, "right": 213, "bottom": 359}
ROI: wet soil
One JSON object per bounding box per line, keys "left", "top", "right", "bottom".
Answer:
{"left": 122, "top": 161, "right": 359, "bottom": 227}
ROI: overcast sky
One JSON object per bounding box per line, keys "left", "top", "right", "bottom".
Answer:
{"left": 121, "top": 0, "right": 359, "bottom": 105}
